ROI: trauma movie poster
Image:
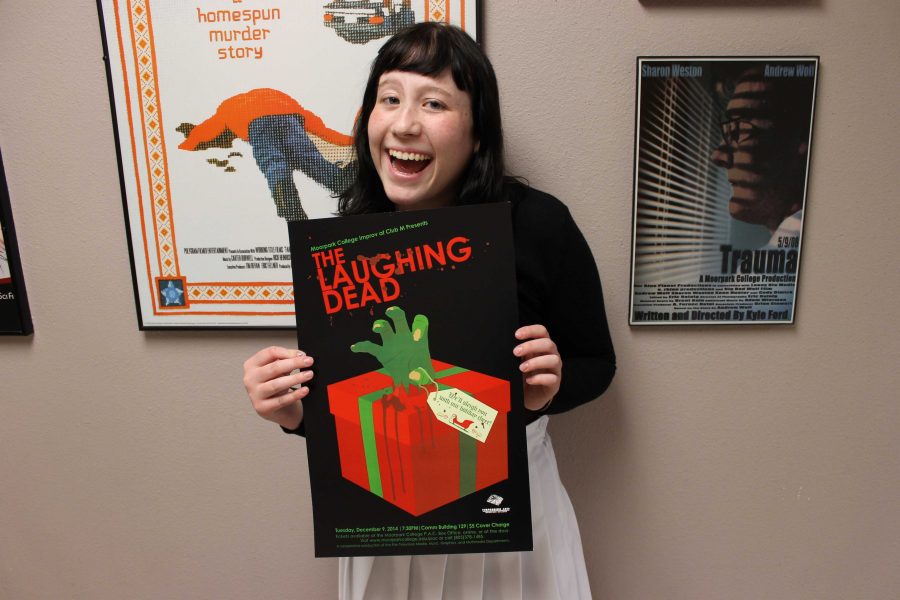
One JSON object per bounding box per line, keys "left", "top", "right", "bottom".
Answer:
{"left": 288, "top": 203, "right": 533, "bottom": 557}
{"left": 97, "top": 1, "right": 479, "bottom": 328}
{"left": 630, "top": 57, "right": 818, "bottom": 325}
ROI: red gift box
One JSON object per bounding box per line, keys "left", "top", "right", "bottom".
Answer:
{"left": 327, "top": 360, "right": 510, "bottom": 516}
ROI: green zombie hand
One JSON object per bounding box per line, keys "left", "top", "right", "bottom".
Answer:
{"left": 350, "top": 306, "right": 435, "bottom": 390}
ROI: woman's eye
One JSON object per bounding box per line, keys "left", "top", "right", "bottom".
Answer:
{"left": 380, "top": 95, "right": 400, "bottom": 105}
{"left": 424, "top": 100, "right": 445, "bottom": 110}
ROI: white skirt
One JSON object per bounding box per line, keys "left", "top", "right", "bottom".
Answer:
{"left": 338, "top": 416, "right": 592, "bottom": 600}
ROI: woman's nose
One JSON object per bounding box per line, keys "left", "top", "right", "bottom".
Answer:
{"left": 392, "top": 106, "right": 422, "bottom": 136}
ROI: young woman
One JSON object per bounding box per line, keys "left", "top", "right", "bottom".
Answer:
{"left": 243, "top": 23, "right": 615, "bottom": 600}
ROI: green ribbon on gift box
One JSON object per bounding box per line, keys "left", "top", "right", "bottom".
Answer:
{"left": 356, "top": 366, "right": 476, "bottom": 499}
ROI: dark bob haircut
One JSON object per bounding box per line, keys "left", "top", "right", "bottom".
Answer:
{"left": 338, "top": 22, "right": 506, "bottom": 215}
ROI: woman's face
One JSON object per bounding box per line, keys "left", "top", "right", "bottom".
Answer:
{"left": 368, "top": 69, "right": 478, "bottom": 211}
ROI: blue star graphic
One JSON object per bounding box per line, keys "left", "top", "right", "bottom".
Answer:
{"left": 161, "top": 281, "right": 184, "bottom": 306}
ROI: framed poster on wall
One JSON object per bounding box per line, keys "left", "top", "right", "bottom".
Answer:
{"left": 0, "top": 148, "right": 33, "bottom": 336}
{"left": 97, "top": 0, "right": 481, "bottom": 329}
{"left": 629, "top": 57, "right": 818, "bottom": 326}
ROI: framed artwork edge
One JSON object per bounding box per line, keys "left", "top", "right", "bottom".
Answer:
{"left": 0, "top": 146, "right": 34, "bottom": 336}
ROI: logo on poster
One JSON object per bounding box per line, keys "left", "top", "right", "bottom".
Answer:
{"left": 483, "top": 494, "right": 510, "bottom": 514}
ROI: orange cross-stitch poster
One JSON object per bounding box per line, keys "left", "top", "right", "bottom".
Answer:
{"left": 98, "top": 0, "right": 479, "bottom": 328}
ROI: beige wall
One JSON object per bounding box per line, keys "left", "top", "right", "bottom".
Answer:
{"left": 1, "top": 1, "right": 897, "bottom": 598}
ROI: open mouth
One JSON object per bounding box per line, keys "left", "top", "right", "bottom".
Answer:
{"left": 389, "top": 149, "right": 432, "bottom": 175}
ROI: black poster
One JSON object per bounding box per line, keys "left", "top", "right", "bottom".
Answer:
{"left": 0, "top": 148, "right": 33, "bottom": 335}
{"left": 288, "top": 202, "right": 532, "bottom": 557}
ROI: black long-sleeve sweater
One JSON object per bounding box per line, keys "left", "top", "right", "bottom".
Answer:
{"left": 507, "top": 183, "right": 616, "bottom": 422}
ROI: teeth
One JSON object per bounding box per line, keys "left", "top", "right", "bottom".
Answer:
{"left": 389, "top": 149, "right": 430, "bottom": 161}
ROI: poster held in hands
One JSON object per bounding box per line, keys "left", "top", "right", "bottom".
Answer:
{"left": 288, "top": 202, "right": 533, "bottom": 557}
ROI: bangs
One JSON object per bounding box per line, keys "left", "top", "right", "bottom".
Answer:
{"left": 374, "top": 23, "right": 476, "bottom": 93}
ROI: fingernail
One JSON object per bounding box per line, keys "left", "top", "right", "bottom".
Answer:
{"left": 519, "top": 362, "right": 528, "bottom": 372}
{"left": 513, "top": 345, "right": 523, "bottom": 356}
{"left": 297, "top": 350, "right": 306, "bottom": 357}
{"left": 302, "top": 356, "right": 313, "bottom": 366}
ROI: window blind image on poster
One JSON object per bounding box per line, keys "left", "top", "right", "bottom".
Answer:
{"left": 634, "top": 69, "right": 734, "bottom": 280}
{"left": 629, "top": 57, "right": 818, "bottom": 325}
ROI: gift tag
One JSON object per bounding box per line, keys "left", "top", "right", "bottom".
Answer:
{"left": 427, "top": 387, "right": 498, "bottom": 443}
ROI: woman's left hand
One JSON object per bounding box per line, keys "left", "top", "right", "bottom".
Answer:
{"left": 514, "top": 324, "right": 562, "bottom": 412}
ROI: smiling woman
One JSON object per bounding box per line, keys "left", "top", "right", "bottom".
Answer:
{"left": 242, "top": 22, "right": 616, "bottom": 600}
{"left": 368, "top": 69, "right": 478, "bottom": 210}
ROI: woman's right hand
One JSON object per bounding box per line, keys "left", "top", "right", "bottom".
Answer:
{"left": 242, "top": 346, "right": 314, "bottom": 430}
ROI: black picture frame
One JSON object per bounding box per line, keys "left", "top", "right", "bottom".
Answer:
{"left": 0, "top": 147, "right": 34, "bottom": 335}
